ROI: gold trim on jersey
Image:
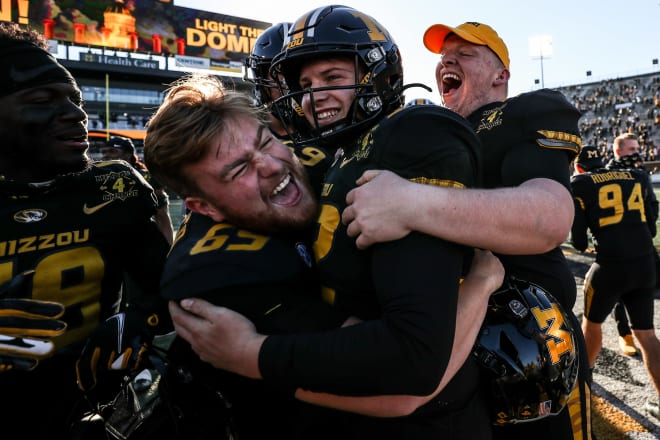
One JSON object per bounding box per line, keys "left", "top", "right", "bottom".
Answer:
{"left": 475, "top": 107, "right": 504, "bottom": 133}
{"left": 536, "top": 130, "right": 582, "bottom": 155}
{"left": 589, "top": 170, "right": 635, "bottom": 183}
{"left": 321, "top": 285, "right": 336, "bottom": 305}
{"left": 339, "top": 132, "right": 373, "bottom": 168}
{"left": 0, "top": 229, "right": 90, "bottom": 257}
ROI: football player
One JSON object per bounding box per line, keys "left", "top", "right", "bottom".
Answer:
{"left": 243, "top": 21, "right": 293, "bottom": 139}
{"left": 167, "top": 6, "right": 506, "bottom": 439}
{"left": 244, "top": 21, "right": 332, "bottom": 195}
{"left": 0, "top": 22, "right": 171, "bottom": 439}
{"left": 576, "top": 142, "right": 660, "bottom": 420}
{"left": 340, "top": 21, "right": 593, "bottom": 439}
{"left": 144, "top": 72, "right": 505, "bottom": 438}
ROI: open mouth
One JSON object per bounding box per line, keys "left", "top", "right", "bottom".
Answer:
{"left": 271, "top": 173, "right": 301, "bottom": 206}
{"left": 272, "top": 174, "right": 291, "bottom": 196}
{"left": 442, "top": 73, "right": 462, "bottom": 95}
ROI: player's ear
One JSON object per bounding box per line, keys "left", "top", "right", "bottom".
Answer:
{"left": 184, "top": 197, "right": 225, "bottom": 222}
{"left": 494, "top": 68, "right": 510, "bottom": 84}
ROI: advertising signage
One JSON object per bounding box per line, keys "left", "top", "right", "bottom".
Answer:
{"left": 1, "top": 0, "right": 271, "bottom": 74}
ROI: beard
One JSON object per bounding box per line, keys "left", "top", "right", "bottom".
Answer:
{"left": 222, "top": 198, "right": 318, "bottom": 236}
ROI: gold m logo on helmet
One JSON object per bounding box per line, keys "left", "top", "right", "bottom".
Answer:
{"left": 350, "top": 11, "right": 387, "bottom": 41}
{"left": 531, "top": 303, "right": 575, "bottom": 364}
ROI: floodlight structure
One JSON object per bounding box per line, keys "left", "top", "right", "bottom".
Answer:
{"left": 529, "top": 35, "right": 553, "bottom": 88}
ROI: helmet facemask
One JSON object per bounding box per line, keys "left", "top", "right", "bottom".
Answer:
{"left": 243, "top": 56, "right": 279, "bottom": 109}
{"left": 272, "top": 46, "right": 402, "bottom": 147}
{"left": 270, "top": 5, "right": 404, "bottom": 148}
{"left": 243, "top": 22, "right": 292, "bottom": 111}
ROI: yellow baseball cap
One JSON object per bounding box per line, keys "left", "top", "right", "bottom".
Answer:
{"left": 423, "top": 22, "right": 510, "bottom": 70}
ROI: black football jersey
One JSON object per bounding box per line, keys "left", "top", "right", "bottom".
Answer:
{"left": 571, "top": 167, "right": 655, "bottom": 260}
{"left": 139, "top": 167, "right": 169, "bottom": 208}
{"left": 260, "top": 105, "right": 483, "bottom": 401}
{"left": 1, "top": 161, "right": 170, "bottom": 352}
{"left": 160, "top": 212, "right": 346, "bottom": 333}
{"left": 287, "top": 141, "right": 335, "bottom": 196}
{"left": 467, "top": 89, "right": 582, "bottom": 308}
{"left": 158, "top": 149, "right": 347, "bottom": 439}
{"left": 469, "top": 89, "right": 581, "bottom": 190}
{"left": 316, "top": 105, "right": 480, "bottom": 318}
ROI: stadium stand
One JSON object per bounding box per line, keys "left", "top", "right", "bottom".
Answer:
{"left": 555, "top": 72, "right": 660, "bottom": 172}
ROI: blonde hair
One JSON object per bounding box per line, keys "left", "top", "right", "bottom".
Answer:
{"left": 612, "top": 132, "right": 638, "bottom": 158}
{"left": 144, "top": 74, "right": 269, "bottom": 197}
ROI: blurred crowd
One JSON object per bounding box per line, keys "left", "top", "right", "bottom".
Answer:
{"left": 558, "top": 73, "right": 660, "bottom": 164}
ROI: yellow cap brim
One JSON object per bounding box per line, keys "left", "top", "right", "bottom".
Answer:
{"left": 423, "top": 24, "right": 453, "bottom": 53}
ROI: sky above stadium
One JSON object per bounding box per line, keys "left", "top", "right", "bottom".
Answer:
{"left": 177, "top": 0, "right": 660, "bottom": 102}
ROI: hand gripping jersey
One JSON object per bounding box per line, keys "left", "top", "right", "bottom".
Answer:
{"left": 1, "top": 161, "right": 170, "bottom": 352}
{"left": 571, "top": 167, "right": 656, "bottom": 260}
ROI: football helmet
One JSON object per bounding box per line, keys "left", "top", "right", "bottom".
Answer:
{"left": 473, "top": 276, "right": 578, "bottom": 425}
{"left": 243, "top": 22, "right": 291, "bottom": 108}
{"left": 405, "top": 98, "right": 435, "bottom": 107}
{"left": 271, "top": 5, "right": 404, "bottom": 146}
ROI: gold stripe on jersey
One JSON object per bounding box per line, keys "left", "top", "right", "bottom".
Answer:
{"left": 321, "top": 285, "right": 336, "bottom": 305}
{"left": 583, "top": 269, "right": 595, "bottom": 316}
{"left": 567, "top": 381, "right": 591, "bottom": 440}
{"left": 536, "top": 130, "right": 582, "bottom": 155}
{"left": 410, "top": 177, "right": 465, "bottom": 189}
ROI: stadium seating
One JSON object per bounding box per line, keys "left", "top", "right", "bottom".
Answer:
{"left": 555, "top": 72, "right": 660, "bottom": 170}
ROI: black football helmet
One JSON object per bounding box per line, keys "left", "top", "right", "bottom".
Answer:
{"left": 270, "top": 5, "right": 404, "bottom": 146}
{"left": 405, "top": 98, "right": 435, "bottom": 107}
{"left": 243, "top": 22, "right": 291, "bottom": 108}
{"left": 473, "top": 276, "right": 579, "bottom": 425}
